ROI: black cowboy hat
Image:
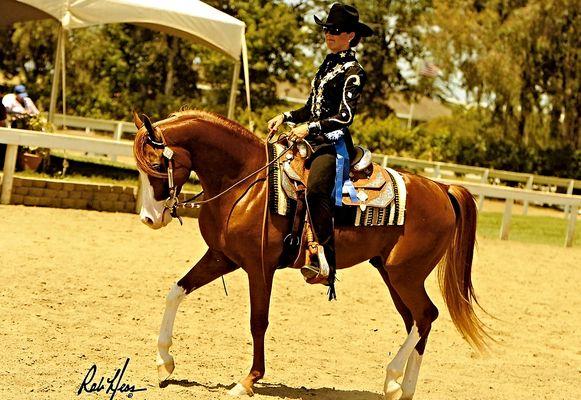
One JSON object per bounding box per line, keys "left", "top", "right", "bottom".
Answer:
{"left": 314, "top": 3, "right": 374, "bottom": 37}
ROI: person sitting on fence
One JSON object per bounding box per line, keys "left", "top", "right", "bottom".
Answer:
{"left": 2, "top": 85, "right": 39, "bottom": 116}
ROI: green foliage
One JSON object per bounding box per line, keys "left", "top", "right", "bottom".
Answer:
{"left": 352, "top": 109, "right": 580, "bottom": 178}
{"left": 203, "top": 0, "right": 311, "bottom": 112}
{"left": 351, "top": 115, "right": 420, "bottom": 156}
{"left": 427, "top": 0, "right": 580, "bottom": 148}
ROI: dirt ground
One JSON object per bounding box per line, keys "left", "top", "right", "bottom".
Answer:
{"left": 0, "top": 205, "right": 579, "bottom": 400}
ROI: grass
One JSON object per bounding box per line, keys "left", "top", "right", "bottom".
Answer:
{"left": 477, "top": 211, "right": 579, "bottom": 247}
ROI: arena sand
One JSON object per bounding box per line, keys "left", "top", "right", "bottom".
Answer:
{"left": 0, "top": 205, "right": 579, "bottom": 400}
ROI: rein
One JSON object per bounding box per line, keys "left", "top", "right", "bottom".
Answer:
{"left": 157, "top": 134, "right": 293, "bottom": 224}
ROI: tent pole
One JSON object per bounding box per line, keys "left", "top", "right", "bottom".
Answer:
{"left": 227, "top": 60, "right": 240, "bottom": 120}
{"left": 48, "top": 25, "right": 64, "bottom": 126}
{"left": 61, "top": 28, "right": 67, "bottom": 128}
{"left": 241, "top": 32, "right": 252, "bottom": 129}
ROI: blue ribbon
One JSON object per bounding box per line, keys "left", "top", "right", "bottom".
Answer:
{"left": 334, "top": 136, "right": 358, "bottom": 206}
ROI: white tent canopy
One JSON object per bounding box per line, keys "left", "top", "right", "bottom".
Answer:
{"left": 1, "top": 0, "right": 251, "bottom": 122}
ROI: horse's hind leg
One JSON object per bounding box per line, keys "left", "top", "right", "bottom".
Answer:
{"left": 157, "top": 249, "right": 238, "bottom": 384}
{"left": 378, "top": 262, "right": 439, "bottom": 400}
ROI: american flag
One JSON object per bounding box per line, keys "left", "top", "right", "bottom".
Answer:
{"left": 419, "top": 61, "right": 440, "bottom": 78}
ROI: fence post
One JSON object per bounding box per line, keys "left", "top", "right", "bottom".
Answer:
{"left": 111, "top": 122, "right": 123, "bottom": 162}
{"left": 1, "top": 144, "right": 19, "bottom": 205}
{"left": 565, "top": 205, "right": 578, "bottom": 247}
{"left": 500, "top": 198, "right": 513, "bottom": 240}
{"left": 434, "top": 163, "right": 442, "bottom": 179}
{"left": 478, "top": 169, "right": 490, "bottom": 210}
{"left": 564, "top": 180, "right": 574, "bottom": 219}
{"left": 522, "top": 175, "right": 533, "bottom": 215}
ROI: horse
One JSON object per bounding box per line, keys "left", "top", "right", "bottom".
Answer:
{"left": 132, "top": 110, "right": 487, "bottom": 400}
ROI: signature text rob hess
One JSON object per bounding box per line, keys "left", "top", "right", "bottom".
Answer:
{"left": 77, "top": 357, "right": 147, "bottom": 399}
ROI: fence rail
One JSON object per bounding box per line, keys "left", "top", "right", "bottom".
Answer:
{"left": 53, "top": 114, "right": 136, "bottom": 140}
{"left": 437, "top": 179, "right": 580, "bottom": 247}
{"left": 0, "top": 127, "right": 135, "bottom": 208}
{"left": 373, "top": 154, "right": 580, "bottom": 216}
{"left": 1, "top": 127, "right": 578, "bottom": 246}
{"left": 52, "top": 114, "right": 580, "bottom": 197}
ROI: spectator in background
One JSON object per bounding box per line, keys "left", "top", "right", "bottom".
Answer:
{"left": 2, "top": 85, "right": 39, "bottom": 116}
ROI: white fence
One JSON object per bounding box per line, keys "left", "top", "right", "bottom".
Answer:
{"left": 51, "top": 114, "right": 581, "bottom": 212}
{"left": 53, "top": 114, "right": 136, "bottom": 141}
{"left": 373, "top": 154, "right": 580, "bottom": 217}
{"left": 438, "top": 179, "right": 580, "bottom": 247}
{"left": 1, "top": 127, "right": 579, "bottom": 246}
{"left": 0, "top": 127, "right": 135, "bottom": 208}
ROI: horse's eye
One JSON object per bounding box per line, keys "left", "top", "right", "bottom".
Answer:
{"left": 151, "top": 163, "right": 163, "bottom": 172}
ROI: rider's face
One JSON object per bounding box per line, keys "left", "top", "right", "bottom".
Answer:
{"left": 324, "top": 30, "right": 355, "bottom": 53}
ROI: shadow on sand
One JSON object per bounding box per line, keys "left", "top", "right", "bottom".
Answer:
{"left": 160, "top": 379, "right": 383, "bottom": 399}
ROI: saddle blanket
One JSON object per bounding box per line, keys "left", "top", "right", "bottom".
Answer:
{"left": 268, "top": 143, "right": 407, "bottom": 227}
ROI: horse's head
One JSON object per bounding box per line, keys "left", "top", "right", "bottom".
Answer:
{"left": 133, "top": 112, "right": 192, "bottom": 229}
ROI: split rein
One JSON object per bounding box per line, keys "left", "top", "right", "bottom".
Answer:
{"left": 157, "top": 133, "right": 294, "bottom": 225}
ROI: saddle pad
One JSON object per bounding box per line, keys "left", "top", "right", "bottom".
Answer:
{"left": 268, "top": 143, "right": 407, "bottom": 227}
{"left": 353, "top": 168, "right": 406, "bottom": 226}
{"left": 268, "top": 143, "right": 293, "bottom": 216}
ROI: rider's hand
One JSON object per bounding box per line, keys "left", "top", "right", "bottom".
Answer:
{"left": 288, "top": 124, "right": 309, "bottom": 143}
{"left": 267, "top": 114, "right": 285, "bottom": 133}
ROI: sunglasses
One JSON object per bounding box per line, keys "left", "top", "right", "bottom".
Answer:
{"left": 323, "top": 26, "right": 346, "bottom": 35}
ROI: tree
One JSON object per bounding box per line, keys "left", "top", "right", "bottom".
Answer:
{"left": 203, "top": 0, "right": 311, "bottom": 111}
{"left": 427, "top": 0, "right": 580, "bottom": 148}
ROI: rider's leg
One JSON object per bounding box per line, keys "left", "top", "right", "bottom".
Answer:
{"left": 304, "top": 152, "right": 337, "bottom": 297}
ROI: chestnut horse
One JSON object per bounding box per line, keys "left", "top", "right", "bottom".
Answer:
{"left": 133, "top": 110, "right": 486, "bottom": 400}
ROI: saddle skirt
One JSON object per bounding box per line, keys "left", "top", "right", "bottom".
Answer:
{"left": 268, "top": 142, "right": 407, "bottom": 227}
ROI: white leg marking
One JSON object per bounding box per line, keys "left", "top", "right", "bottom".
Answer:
{"left": 384, "top": 324, "right": 421, "bottom": 400}
{"left": 227, "top": 383, "right": 252, "bottom": 397}
{"left": 157, "top": 284, "right": 186, "bottom": 382}
{"left": 400, "top": 350, "right": 423, "bottom": 400}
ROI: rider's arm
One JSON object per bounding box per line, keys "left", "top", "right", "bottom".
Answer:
{"left": 24, "top": 98, "right": 39, "bottom": 115}
{"left": 307, "top": 66, "right": 366, "bottom": 142}
{"left": 282, "top": 91, "right": 313, "bottom": 125}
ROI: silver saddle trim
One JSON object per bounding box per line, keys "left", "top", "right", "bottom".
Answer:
{"left": 353, "top": 148, "right": 372, "bottom": 171}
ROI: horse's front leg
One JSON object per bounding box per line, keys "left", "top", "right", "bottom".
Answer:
{"left": 228, "top": 269, "right": 274, "bottom": 396}
{"left": 157, "top": 249, "right": 239, "bottom": 384}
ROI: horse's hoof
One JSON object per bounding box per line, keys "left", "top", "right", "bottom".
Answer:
{"left": 384, "top": 380, "right": 402, "bottom": 400}
{"left": 228, "top": 382, "right": 254, "bottom": 397}
{"left": 157, "top": 357, "right": 175, "bottom": 384}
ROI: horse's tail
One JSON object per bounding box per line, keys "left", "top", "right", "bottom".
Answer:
{"left": 439, "top": 184, "right": 489, "bottom": 351}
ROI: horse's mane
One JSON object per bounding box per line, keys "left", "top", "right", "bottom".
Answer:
{"left": 134, "top": 109, "right": 261, "bottom": 178}
{"left": 171, "top": 109, "right": 261, "bottom": 145}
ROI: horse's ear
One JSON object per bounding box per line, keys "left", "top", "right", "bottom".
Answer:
{"left": 141, "top": 114, "right": 160, "bottom": 143}
{"left": 133, "top": 111, "right": 143, "bottom": 129}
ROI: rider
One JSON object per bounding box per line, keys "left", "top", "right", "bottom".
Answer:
{"left": 267, "top": 3, "right": 373, "bottom": 299}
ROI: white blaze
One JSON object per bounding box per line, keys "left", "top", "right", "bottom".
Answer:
{"left": 139, "top": 171, "right": 172, "bottom": 229}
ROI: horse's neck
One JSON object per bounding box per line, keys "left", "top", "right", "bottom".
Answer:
{"left": 187, "top": 122, "right": 265, "bottom": 198}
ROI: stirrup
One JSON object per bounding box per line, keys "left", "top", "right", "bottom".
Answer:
{"left": 300, "top": 244, "right": 330, "bottom": 285}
